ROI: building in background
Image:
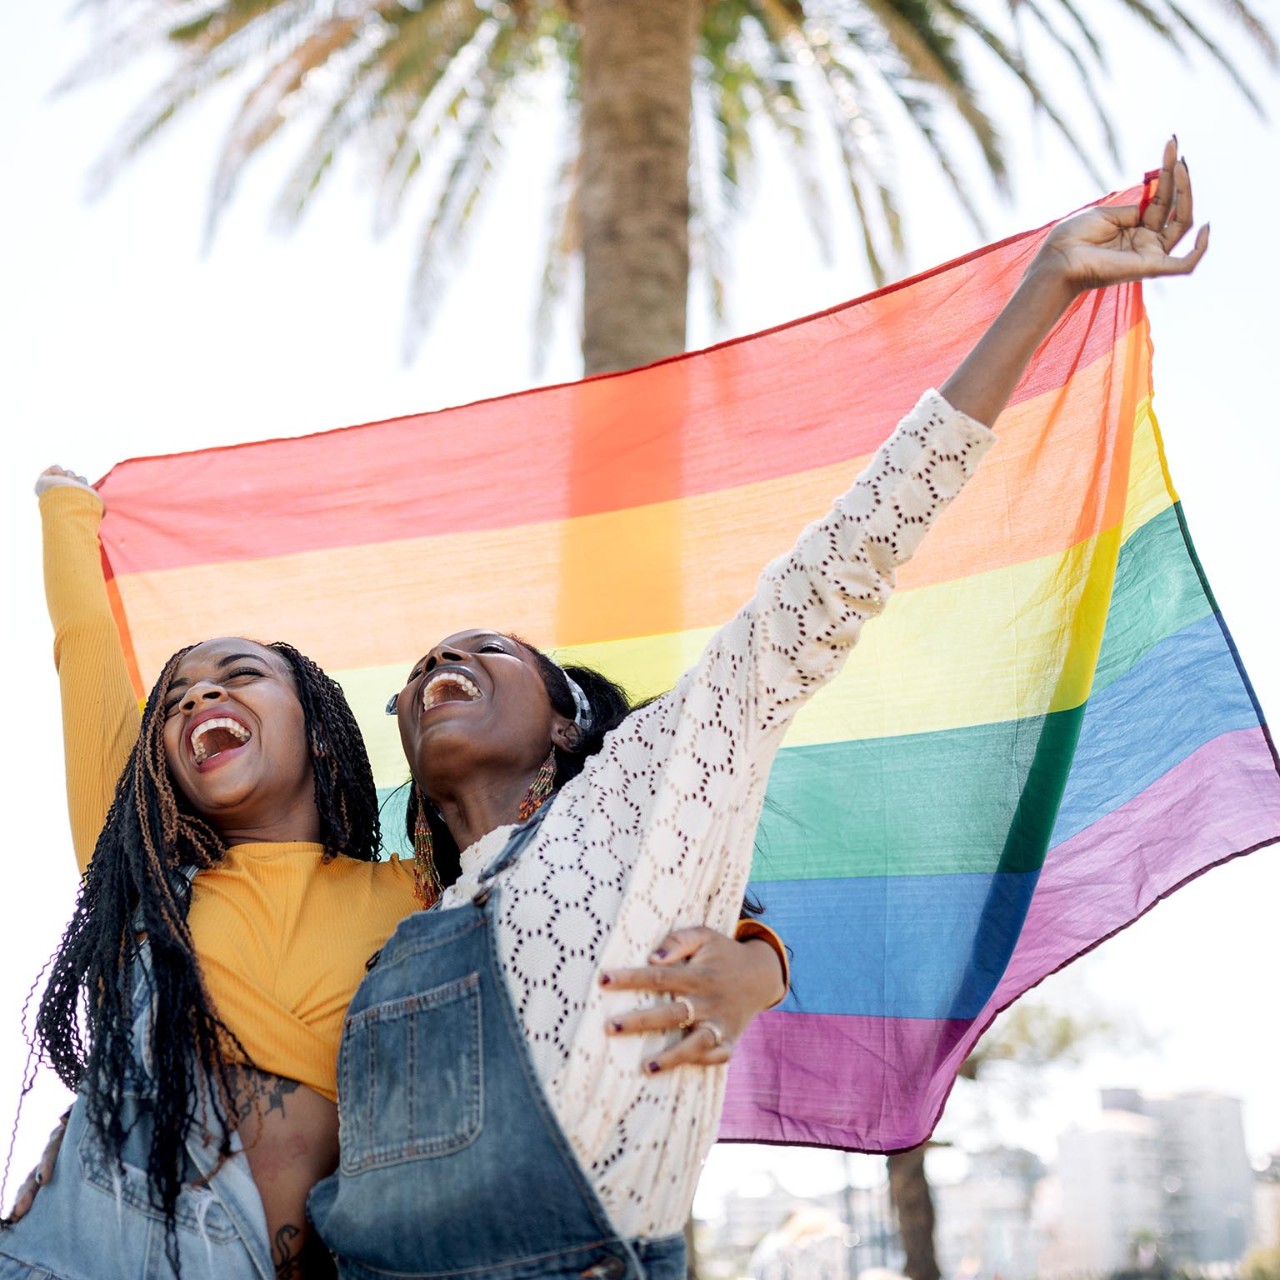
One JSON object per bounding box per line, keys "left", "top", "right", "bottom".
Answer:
{"left": 1255, "top": 1151, "right": 1280, "bottom": 1251}
{"left": 1103, "top": 1088, "right": 1255, "bottom": 1264}
{"left": 934, "top": 1146, "right": 1045, "bottom": 1280}
{"left": 704, "top": 1092, "right": 1265, "bottom": 1279}
{"left": 704, "top": 1169, "right": 899, "bottom": 1279}
{"left": 1049, "top": 1108, "right": 1164, "bottom": 1274}
{"left": 748, "top": 1208, "right": 850, "bottom": 1280}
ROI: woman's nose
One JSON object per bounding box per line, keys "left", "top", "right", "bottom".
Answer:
{"left": 425, "top": 645, "right": 465, "bottom": 672}
{"left": 180, "top": 682, "right": 229, "bottom": 713}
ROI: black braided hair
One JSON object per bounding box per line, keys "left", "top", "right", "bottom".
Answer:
{"left": 33, "top": 639, "right": 379, "bottom": 1271}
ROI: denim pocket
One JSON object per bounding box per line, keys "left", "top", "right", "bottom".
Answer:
{"left": 76, "top": 1116, "right": 239, "bottom": 1242}
{"left": 338, "top": 970, "right": 483, "bottom": 1173}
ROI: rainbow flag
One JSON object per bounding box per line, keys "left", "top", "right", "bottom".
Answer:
{"left": 95, "top": 192, "right": 1280, "bottom": 1153}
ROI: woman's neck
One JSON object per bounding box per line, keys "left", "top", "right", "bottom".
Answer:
{"left": 217, "top": 800, "right": 325, "bottom": 848}
{"left": 431, "top": 769, "right": 538, "bottom": 853}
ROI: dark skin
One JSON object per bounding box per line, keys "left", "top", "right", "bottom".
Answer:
{"left": 394, "top": 142, "right": 1206, "bottom": 1066}
{"left": 16, "top": 495, "right": 786, "bottom": 1270}
{"left": 20, "top": 148, "right": 1201, "bottom": 1258}
{"left": 395, "top": 630, "right": 788, "bottom": 1069}
{"left": 5, "top": 626, "right": 346, "bottom": 1275}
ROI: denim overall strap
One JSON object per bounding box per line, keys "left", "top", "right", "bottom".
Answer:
{"left": 309, "top": 812, "right": 685, "bottom": 1280}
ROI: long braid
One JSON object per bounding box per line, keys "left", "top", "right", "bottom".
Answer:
{"left": 274, "top": 642, "right": 380, "bottom": 864}
{"left": 32, "top": 640, "right": 380, "bottom": 1272}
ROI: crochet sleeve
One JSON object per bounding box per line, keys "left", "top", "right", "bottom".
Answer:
{"left": 540, "top": 390, "right": 996, "bottom": 1201}
{"left": 573, "top": 388, "right": 994, "bottom": 922}
{"left": 737, "top": 388, "right": 994, "bottom": 745}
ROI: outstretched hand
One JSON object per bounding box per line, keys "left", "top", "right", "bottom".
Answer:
{"left": 35, "top": 466, "right": 99, "bottom": 503}
{"left": 940, "top": 137, "right": 1208, "bottom": 428}
{"left": 1034, "top": 137, "right": 1208, "bottom": 293}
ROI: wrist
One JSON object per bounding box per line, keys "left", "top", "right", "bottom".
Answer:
{"left": 1021, "top": 248, "right": 1086, "bottom": 307}
{"left": 740, "top": 936, "right": 788, "bottom": 1009}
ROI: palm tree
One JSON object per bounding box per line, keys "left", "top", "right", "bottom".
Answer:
{"left": 70, "top": 0, "right": 1272, "bottom": 375}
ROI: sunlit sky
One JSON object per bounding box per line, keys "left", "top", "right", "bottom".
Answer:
{"left": 1, "top": 2, "right": 1277, "bottom": 1213}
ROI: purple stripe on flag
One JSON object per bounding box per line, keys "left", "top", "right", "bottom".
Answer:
{"left": 721, "top": 726, "right": 1280, "bottom": 1152}
{"left": 720, "top": 1010, "right": 973, "bottom": 1151}
{"left": 992, "top": 725, "right": 1280, "bottom": 1006}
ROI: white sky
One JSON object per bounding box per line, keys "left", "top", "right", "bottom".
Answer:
{"left": 1, "top": 2, "right": 1277, "bottom": 1214}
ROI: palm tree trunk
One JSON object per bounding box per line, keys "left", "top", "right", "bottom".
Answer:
{"left": 578, "top": 0, "right": 699, "bottom": 375}
{"left": 887, "top": 1146, "right": 941, "bottom": 1280}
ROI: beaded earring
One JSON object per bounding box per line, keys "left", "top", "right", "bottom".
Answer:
{"left": 517, "top": 750, "right": 557, "bottom": 822}
{"left": 412, "top": 786, "right": 442, "bottom": 910}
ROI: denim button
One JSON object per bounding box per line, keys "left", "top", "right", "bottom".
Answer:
{"left": 580, "top": 1255, "right": 626, "bottom": 1279}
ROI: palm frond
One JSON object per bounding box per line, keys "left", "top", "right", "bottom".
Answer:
{"left": 932, "top": 0, "right": 1111, "bottom": 187}
{"left": 688, "top": 77, "right": 734, "bottom": 328}
{"left": 402, "top": 23, "right": 534, "bottom": 359}
{"left": 1201, "top": 0, "right": 1278, "bottom": 62}
{"left": 853, "top": 0, "right": 1009, "bottom": 189}
{"left": 207, "top": 15, "right": 365, "bottom": 230}
{"left": 270, "top": 5, "right": 504, "bottom": 231}
{"left": 1164, "top": 0, "right": 1270, "bottom": 111}
{"left": 82, "top": 0, "right": 337, "bottom": 195}
{"left": 1002, "top": 0, "right": 1120, "bottom": 164}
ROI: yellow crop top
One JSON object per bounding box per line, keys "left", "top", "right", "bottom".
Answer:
{"left": 41, "top": 484, "right": 418, "bottom": 1101}
{"left": 40, "top": 486, "right": 788, "bottom": 1099}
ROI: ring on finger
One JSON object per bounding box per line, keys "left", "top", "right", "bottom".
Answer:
{"left": 698, "top": 1020, "right": 724, "bottom": 1050}
{"left": 672, "top": 995, "right": 696, "bottom": 1031}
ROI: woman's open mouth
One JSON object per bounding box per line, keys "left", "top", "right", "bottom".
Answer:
{"left": 189, "top": 716, "right": 252, "bottom": 765}
{"left": 421, "top": 671, "right": 482, "bottom": 713}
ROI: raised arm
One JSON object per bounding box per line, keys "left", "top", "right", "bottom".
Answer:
{"left": 943, "top": 139, "right": 1205, "bottom": 425}
{"left": 570, "top": 142, "right": 1207, "bottom": 936}
{"left": 740, "top": 139, "right": 1205, "bottom": 743}
{"left": 37, "top": 468, "right": 142, "bottom": 873}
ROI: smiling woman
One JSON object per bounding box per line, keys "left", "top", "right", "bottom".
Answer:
{"left": 1, "top": 477, "right": 407, "bottom": 1280}
{"left": 0, "top": 473, "right": 785, "bottom": 1280}
{"left": 307, "top": 145, "right": 1211, "bottom": 1280}
{"left": 162, "top": 642, "right": 321, "bottom": 844}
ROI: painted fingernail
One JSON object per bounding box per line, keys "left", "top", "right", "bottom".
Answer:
{"left": 645, "top": 1060, "right": 662, "bottom": 1074}
{"left": 651, "top": 949, "right": 668, "bottom": 960}
{"left": 609, "top": 1020, "right": 623, "bottom": 1033}
{"left": 599, "top": 972, "right": 612, "bottom": 985}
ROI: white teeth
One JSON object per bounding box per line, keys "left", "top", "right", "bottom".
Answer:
{"left": 191, "top": 717, "right": 251, "bottom": 764}
{"left": 422, "top": 671, "right": 482, "bottom": 711}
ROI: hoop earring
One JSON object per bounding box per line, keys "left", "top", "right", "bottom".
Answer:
{"left": 412, "top": 786, "right": 442, "bottom": 910}
{"left": 517, "top": 750, "right": 557, "bottom": 822}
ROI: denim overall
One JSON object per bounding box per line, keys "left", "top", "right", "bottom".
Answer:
{"left": 0, "top": 893, "right": 273, "bottom": 1280}
{"left": 308, "top": 811, "right": 686, "bottom": 1280}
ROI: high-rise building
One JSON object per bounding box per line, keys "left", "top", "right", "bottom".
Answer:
{"left": 1103, "top": 1087, "right": 1254, "bottom": 1263}
{"left": 1052, "top": 1109, "right": 1164, "bottom": 1273}
{"left": 1255, "top": 1151, "right": 1280, "bottom": 1251}
{"left": 935, "top": 1147, "right": 1045, "bottom": 1280}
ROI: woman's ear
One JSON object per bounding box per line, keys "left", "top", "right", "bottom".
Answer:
{"left": 551, "top": 719, "right": 582, "bottom": 754}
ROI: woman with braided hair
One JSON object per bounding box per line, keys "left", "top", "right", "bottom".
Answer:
{"left": 0, "top": 473, "right": 788, "bottom": 1280}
